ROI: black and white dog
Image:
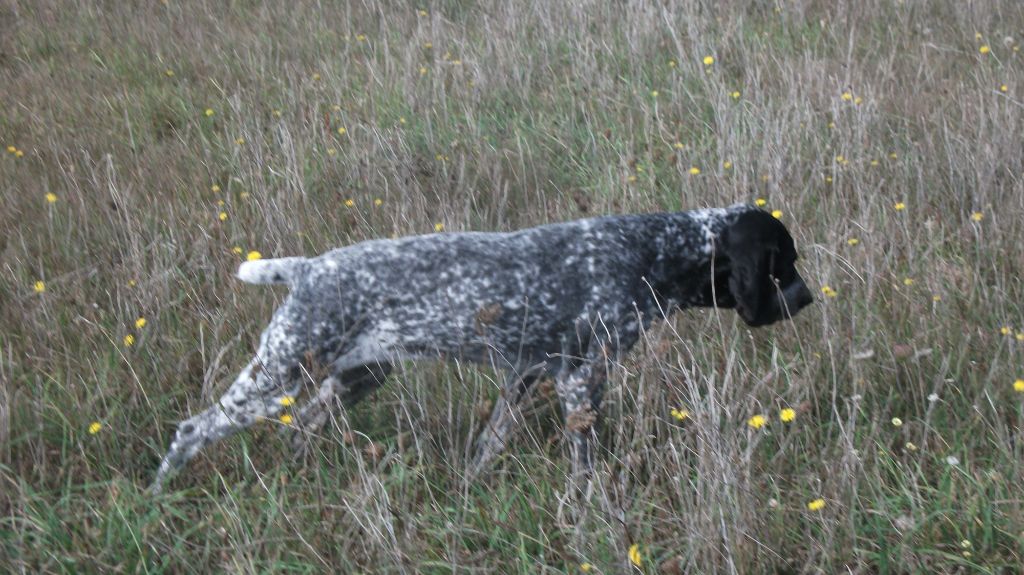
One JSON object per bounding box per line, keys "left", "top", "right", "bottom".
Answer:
{"left": 151, "top": 204, "right": 812, "bottom": 492}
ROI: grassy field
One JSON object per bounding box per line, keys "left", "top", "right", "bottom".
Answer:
{"left": 2, "top": 0, "right": 1024, "bottom": 572}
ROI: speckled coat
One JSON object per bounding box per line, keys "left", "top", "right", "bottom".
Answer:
{"left": 151, "top": 203, "right": 811, "bottom": 492}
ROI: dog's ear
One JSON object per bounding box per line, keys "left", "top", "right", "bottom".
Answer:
{"left": 719, "top": 211, "right": 779, "bottom": 326}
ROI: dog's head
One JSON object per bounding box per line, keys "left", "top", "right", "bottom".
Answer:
{"left": 717, "top": 209, "right": 813, "bottom": 327}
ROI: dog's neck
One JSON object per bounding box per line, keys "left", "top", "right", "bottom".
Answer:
{"left": 645, "top": 207, "right": 748, "bottom": 311}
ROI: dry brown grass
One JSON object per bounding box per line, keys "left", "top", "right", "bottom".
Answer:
{"left": 2, "top": 0, "right": 1024, "bottom": 572}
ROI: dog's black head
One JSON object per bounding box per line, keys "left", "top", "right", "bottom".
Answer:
{"left": 717, "top": 210, "right": 813, "bottom": 327}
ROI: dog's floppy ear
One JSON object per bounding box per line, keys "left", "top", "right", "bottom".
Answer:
{"left": 719, "top": 210, "right": 778, "bottom": 326}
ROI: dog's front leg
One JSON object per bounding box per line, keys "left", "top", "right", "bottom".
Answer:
{"left": 553, "top": 312, "right": 641, "bottom": 480}
{"left": 554, "top": 356, "right": 608, "bottom": 479}
{"left": 469, "top": 366, "right": 545, "bottom": 478}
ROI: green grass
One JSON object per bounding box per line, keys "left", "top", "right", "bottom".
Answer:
{"left": 3, "top": 0, "right": 1024, "bottom": 572}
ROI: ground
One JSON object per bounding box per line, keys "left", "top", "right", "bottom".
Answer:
{"left": 1, "top": 1, "right": 1023, "bottom": 572}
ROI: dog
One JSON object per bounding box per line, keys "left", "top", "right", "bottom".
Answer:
{"left": 150, "top": 204, "right": 812, "bottom": 492}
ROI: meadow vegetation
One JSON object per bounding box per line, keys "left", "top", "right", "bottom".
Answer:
{"left": 2, "top": 0, "right": 1024, "bottom": 572}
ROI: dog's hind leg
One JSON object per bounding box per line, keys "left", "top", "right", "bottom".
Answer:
{"left": 151, "top": 304, "right": 311, "bottom": 493}
{"left": 285, "top": 362, "right": 393, "bottom": 455}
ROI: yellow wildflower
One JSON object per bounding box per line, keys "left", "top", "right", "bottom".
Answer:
{"left": 14, "top": 149, "right": 23, "bottom": 157}
{"left": 211, "top": 184, "right": 221, "bottom": 193}
{"left": 889, "top": 152, "right": 898, "bottom": 160}
{"left": 723, "top": 161, "right": 733, "bottom": 170}
{"left": 1000, "top": 84, "right": 1008, "bottom": 93}
{"left": 580, "top": 563, "right": 593, "bottom": 573}
{"left": 123, "top": 334, "right": 135, "bottom": 347}
{"left": 345, "top": 199, "right": 355, "bottom": 207}
{"left": 905, "top": 442, "right": 917, "bottom": 451}
{"left": 1016, "top": 332, "right": 1024, "bottom": 342}
{"left": 312, "top": 73, "right": 321, "bottom": 81}
{"left": 870, "top": 159, "right": 879, "bottom": 167}
{"left": 891, "top": 417, "right": 903, "bottom": 427}
{"left": 434, "top": 223, "right": 445, "bottom": 232}
{"left": 247, "top": 251, "right": 262, "bottom": 261}
{"left": 374, "top": 198, "right": 383, "bottom": 207}
{"left": 1014, "top": 379, "right": 1024, "bottom": 393}
{"left": 755, "top": 198, "right": 767, "bottom": 207}
{"left": 45, "top": 193, "right": 57, "bottom": 203}
{"left": 670, "top": 408, "right": 689, "bottom": 421}
{"left": 821, "top": 286, "right": 837, "bottom": 298}
{"left": 235, "top": 137, "right": 245, "bottom": 145}
{"left": 218, "top": 211, "right": 228, "bottom": 221}
{"left": 841, "top": 91, "right": 853, "bottom": 101}
{"left": 903, "top": 278, "right": 914, "bottom": 286}
{"left": 628, "top": 544, "right": 642, "bottom": 567}
{"left": 979, "top": 45, "right": 990, "bottom": 54}
{"left": 971, "top": 211, "right": 983, "bottom": 222}
{"left": 807, "top": 498, "right": 826, "bottom": 511}
{"left": 703, "top": 55, "right": 714, "bottom": 65}
{"left": 205, "top": 108, "right": 214, "bottom": 117}
{"left": 854, "top": 96, "right": 863, "bottom": 105}
{"left": 279, "top": 414, "right": 293, "bottom": 424}
{"left": 1000, "top": 326, "right": 1011, "bottom": 335}
{"left": 135, "top": 317, "right": 147, "bottom": 329}
{"left": 932, "top": 295, "right": 941, "bottom": 302}
{"left": 748, "top": 414, "right": 767, "bottom": 429}
{"left": 673, "top": 142, "right": 684, "bottom": 149}
{"left": 780, "top": 408, "right": 796, "bottom": 422}
{"left": 5, "top": 145, "right": 14, "bottom": 153}
{"left": 33, "top": 281, "right": 45, "bottom": 293}
{"left": 327, "top": 148, "right": 337, "bottom": 156}
{"left": 689, "top": 166, "right": 700, "bottom": 175}
{"left": 731, "top": 90, "right": 741, "bottom": 99}
{"left": 419, "top": 66, "right": 428, "bottom": 76}
{"left": 88, "top": 422, "right": 103, "bottom": 435}
{"left": 337, "top": 127, "right": 347, "bottom": 135}
{"left": 279, "top": 396, "right": 296, "bottom": 406}
{"left": 231, "top": 246, "right": 243, "bottom": 255}
{"left": 771, "top": 210, "right": 783, "bottom": 219}
{"left": 272, "top": 109, "right": 282, "bottom": 118}
{"left": 894, "top": 201, "right": 906, "bottom": 211}
{"left": 164, "top": 69, "right": 174, "bottom": 77}
{"left": 668, "top": 59, "right": 676, "bottom": 68}
{"left": 847, "top": 238, "right": 860, "bottom": 246}
{"left": 650, "top": 90, "right": 659, "bottom": 98}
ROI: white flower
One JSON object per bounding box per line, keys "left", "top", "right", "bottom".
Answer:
{"left": 946, "top": 456, "right": 960, "bottom": 466}
{"left": 927, "top": 393, "right": 939, "bottom": 403}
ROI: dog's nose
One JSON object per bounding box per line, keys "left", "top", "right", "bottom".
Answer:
{"left": 781, "top": 280, "right": 813, "bottom": 317}
{"left": 796, "top": 283, "right": 813, "bottom": 309}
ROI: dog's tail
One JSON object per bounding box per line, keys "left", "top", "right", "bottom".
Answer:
{"left": 237, "top": 257, "right": 307, "bottom": 285}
